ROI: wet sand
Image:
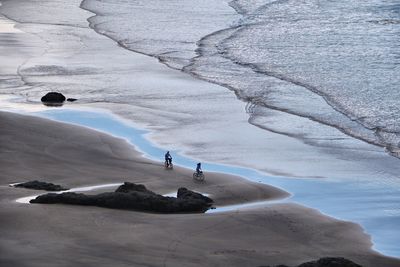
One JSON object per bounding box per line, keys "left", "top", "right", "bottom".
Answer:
{"left": 1, "top": 111, "right": 399, "bottom": 267}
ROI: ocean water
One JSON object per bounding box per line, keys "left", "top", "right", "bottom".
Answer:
{"left": 83, "top": 0, "right": 400, "bottom": 157}
{"left": 82, "top": 0, "right": 240, "bottom": 70}
{"left": 219, "top": 0, "right": 400, "bottom": 155}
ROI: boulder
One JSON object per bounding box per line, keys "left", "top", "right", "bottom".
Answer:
{"left": 31, "top": 182, "right": 213, "bottom": 213}
{"left": 14, "top": 180, "right": 69, "bottom": 191}
{"left": 177, "top": 187, "right": 213, "bottom": 204}
{"left": 259, "top": 257, "right": 362, "bottom": 267}
{"left": 298, "top": 257, "right": 362, "bottom": 267}
{"left": 41, "top": 92, "right": 66, "bottom": 106}
{"left": 66, "top": 98, "right": 77, "bottom": 102}
{"left": 115, "top": 182, "right": 154, "bottom": 194}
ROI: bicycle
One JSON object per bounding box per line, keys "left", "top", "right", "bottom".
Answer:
{"left": 164, "top": 160, "right": 173, "bottom": 169}
{"left": 192, "top": 171, "right": 205, "bottom": 182}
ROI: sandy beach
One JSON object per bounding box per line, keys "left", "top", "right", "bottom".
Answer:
{"left": 1, "top": 111, "right": 399, "bottom": 267}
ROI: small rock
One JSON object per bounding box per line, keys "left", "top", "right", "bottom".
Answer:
{"left": 14, "top": 180, "right": 69, "bottom": 191}
{"left": 298, "top": 257, "right": 362, "bottom": 267}
{"left": 177, "top": 187, "right": 213, "bottom": 204}
{"left": 258, "top": 257, "right": 362, "bottom": 267}
{"left": 41, "top": 92, "right": 66, "bottom": 106}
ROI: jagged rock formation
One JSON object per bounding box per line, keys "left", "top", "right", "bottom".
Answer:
{"left": 177, "top": 187, "right": 213, "bottom": 204}
{"left": 31, "top": 182, "right": 213, "bottom": 213}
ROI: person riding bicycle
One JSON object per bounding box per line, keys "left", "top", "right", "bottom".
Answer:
{"left": 165, "top": 151, "right": 172, "bottom": 167}
{"left": 196, "top": 162, "right": 202, "bottom": 175}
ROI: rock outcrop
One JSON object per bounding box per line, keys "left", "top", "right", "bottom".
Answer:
{"left": 115, "top": 182, "right": 153, "bottom": 194}
{"left": 260, "top": 257, "right": 362, "bottom": 267}
{"left": 177, "top": 187, "right": 213, "bottom": 204}
{"left": 13, "top": 180, "right": 69, "bottom": 191}
{"left": 297, "top": 257, "right": 362, "bottom": 267}
{"left": 31, "top": 182, "right": 213, "bottom": 213}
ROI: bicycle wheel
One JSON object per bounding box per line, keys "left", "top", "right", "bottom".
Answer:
{"left": 164, "top": 161, "right": 173, "bottom": 169}
{"left": 197, "top": 173, "right": 205, "bottom": 181}
{"left": 193, "top": 172, "right": 205, "bottom": 182}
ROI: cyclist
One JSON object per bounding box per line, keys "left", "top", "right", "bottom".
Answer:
{"left": 165, "top": 151, "right": 172, "bottom": 167}
{"left": 196, "top": 162, "right": 202, "bottom": 175}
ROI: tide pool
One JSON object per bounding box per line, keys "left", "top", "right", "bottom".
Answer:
{"left": 36, "top": 108, "right": 400, "bottom": 258}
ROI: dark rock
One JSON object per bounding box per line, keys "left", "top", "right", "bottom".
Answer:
{"left": 177, "top": 187, "right": 213, "bottom": 204}
{"left": 41, "top": 92, "right": 66, "bottom": 106}
{"left": 115, "top": 182, "right": 155, "bottom": 194}
{"left": 14, "top": 180, "right": 69, "bottom": 191}
{"left": 31, "top": 182, "right": 213, "bottom": 213}
{"left": 258, "top": 257, "right": 362, "bottom": 267}
{"left": 66, "top": 98, "right": 77, "bottom": 102}
{"left": 298, "top": 257, "right": 362, "bottom": 267}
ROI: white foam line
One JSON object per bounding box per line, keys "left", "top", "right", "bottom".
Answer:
{"left": 65, "top": 183, "right": 123, "bottom": 193}
{"left": 207, "top": 199, "right": 286, "bottom": 213}
{"left": 163, "top": 191, "right": 210, "bottom": 198}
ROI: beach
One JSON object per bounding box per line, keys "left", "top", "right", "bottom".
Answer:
{"left": 1, "top": 111, "right": 399, "bottom": 267}
{"left": 1, "top": 0, "right": 400, "bottom": 266}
